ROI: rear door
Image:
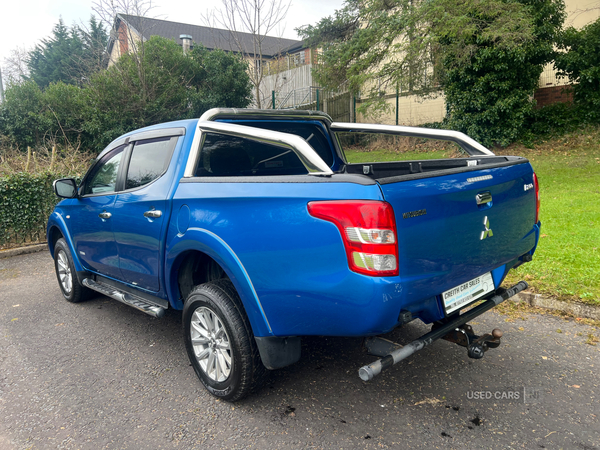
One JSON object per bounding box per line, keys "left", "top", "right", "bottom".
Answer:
{"left": 112, "top": 135, "right": 179, "bottom": 292}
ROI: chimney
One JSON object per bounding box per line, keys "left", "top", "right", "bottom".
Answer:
{"left": 180, "top": 34, "right": 193, "bottom": 55}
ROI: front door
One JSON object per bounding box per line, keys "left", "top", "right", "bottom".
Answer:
{"left": 69, "top": 145, "right": 126, "bottom": 279}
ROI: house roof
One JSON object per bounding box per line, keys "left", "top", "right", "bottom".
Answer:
{"left": 113, "top": 14, "right": 302, "bottom": 58}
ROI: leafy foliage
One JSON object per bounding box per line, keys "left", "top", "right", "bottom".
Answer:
{"left": 443, "top": 0, "right": 565, "bottom": 147}
{"left": 300, "top": 0, "right": 565, "bottom": 147}
{"left": 82, "top": 37, "right": 253, "bottom": 148}
{"left": 555, "top": 18, "right": 600, "bottom": 123}
{"left": 0, "top": 80, "right": 90, "bottom": 149}
{"left": 0, "top": 36, "right": 253, "bottom": 152}
{"left": 517, "top": 101, "right": 582, "bottom": 145}
{"left": 300, "top": 0, "right": 535, "bottom": 96}
{"left": 0, "top": 81, "right": 48, "bottom": 148}
{"left": 0, "top": 171, "right": 60, "bottom": 247}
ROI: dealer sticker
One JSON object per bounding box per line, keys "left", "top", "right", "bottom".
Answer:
{"left": 443, "top": 272, "right": 495, "bottom": 314}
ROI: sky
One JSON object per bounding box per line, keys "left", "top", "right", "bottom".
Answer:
{"left": 0, "top": 0, "right": 343, "bottom": 73}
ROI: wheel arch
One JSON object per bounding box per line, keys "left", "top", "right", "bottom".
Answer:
{"left": 47, "top": 212, "right": 84, "bottom": 272}
{"left": 47, "top": 225, "right": 64, "bottom": 255}
{"left": 166, "top": 228, "right": 273, "bottom": 338}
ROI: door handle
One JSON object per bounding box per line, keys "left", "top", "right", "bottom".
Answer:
{"left": 144, "top": 210, "right": 162, "bottom": 219}
{"left": 98, "top": 211, "right": 112, "bottom": 219}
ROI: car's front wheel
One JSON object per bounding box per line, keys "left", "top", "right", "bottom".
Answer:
{"left": 53, "top": 238, "right": 92, "bottom": 303}
{"left": 183, "top": 279, "right": 266, "bottom": 402}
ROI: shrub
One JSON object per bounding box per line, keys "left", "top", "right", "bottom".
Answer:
{"left": 516, "top": 101, "right": 583, "bottom": 145}
{"left": 0, "top": 81, "right": 49, "bottom": 148}
{"left": 555, "top": 18, "right": 600, "bottom": 123}
{"left": 0, "top": 172, "right": 60, "bottom": 247}
{"left": 0, "top": 143, "right": 93, "bottom": 248}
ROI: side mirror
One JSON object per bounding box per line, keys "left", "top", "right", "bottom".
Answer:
{"left": 53, "top": 178, "right": 78, "bottom": 198}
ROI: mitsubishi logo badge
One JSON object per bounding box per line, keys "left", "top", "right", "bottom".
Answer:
{"left": 480, "top": 216, "right": 493, "bottom": 240}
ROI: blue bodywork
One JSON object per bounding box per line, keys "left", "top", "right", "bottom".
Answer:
{"left": 48, "top": 116, "right": 541, "bottom": 340}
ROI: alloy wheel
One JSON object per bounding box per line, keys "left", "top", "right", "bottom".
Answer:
{"left": 190, "top": 306, "right": 232, "bottom": 382}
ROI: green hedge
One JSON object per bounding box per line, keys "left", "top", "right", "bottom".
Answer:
{"left": 0, "top": 172, "right": 62, "bottom": 247}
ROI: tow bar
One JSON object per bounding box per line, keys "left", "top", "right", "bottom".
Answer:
{"left": 358, "top": 281, "right": 528, "bottom": 381}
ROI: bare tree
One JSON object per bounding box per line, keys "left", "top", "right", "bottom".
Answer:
{"left": 92, "top": 0, "right": 156, "bottom": 63}
{"left": 205, "top": 0, "right": 292, "bottom": 108}
{"left": 92, "top": 0, "right": 158, "bottom": 104}
{"left": 2, "top": 46, "right": 31, "bottom": 86}
{"left": 567, "top": 3, "right": 600, "bottom": 27}
{"left": 73, "top": 16, "right": 111, "bottom": 80}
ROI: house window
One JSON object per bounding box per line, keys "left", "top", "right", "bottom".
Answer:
{"left": 293, "top": 51, "right": 305, "bottom": 66}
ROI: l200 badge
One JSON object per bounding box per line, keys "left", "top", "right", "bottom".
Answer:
{"left": 402, "top": 209, "right": 427, "bottom": 219}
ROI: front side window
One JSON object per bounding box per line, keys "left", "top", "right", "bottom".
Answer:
{"left": 83, "top": 146, "right": 125, "bottom": 195}
{"left": 125, "top": 137, "right": 174, "bottom": 190}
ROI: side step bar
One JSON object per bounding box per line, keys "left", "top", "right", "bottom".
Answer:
{"left": 358, "top": 281, "right": 528, "bottom": 381}
{"left": 82, "top": 278, "right": 166, "bottom": 318}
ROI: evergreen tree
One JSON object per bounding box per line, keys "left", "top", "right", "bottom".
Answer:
{"left": 27, "top": 17, "right": 108, "bottom": 88}
{"left": 28, "top": 19, "right": 85, "bottom": 87}
{"left": 80, "top": 16, "right": 109, "bottom": 76}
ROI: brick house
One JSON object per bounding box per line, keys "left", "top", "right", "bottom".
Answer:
{"left": 107, "top": 14, "right": 303, "bottom": 65}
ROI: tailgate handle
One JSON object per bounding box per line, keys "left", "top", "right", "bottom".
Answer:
{"left": 476, "top": 192, "right": 492, "bottom": 205}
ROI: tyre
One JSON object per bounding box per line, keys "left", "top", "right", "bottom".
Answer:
{"left": 53, "top": 238, "right": 92, "bottom": 303}
{"left": 183, "top": 279, "right": 267, "bottom": 402}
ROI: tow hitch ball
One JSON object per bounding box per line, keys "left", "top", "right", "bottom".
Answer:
{"left": 440, "top": 324, "right": 503, "bottom": 359}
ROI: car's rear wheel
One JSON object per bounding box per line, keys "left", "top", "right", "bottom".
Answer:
{"left": 53, "top": 238, "right": 92, "bottom": 303}
{"left": 183, "top": 279, "right": 266, "bottom": 402}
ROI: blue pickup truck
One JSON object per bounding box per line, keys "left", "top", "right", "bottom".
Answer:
{"left": 48, "top": 108, "right": 540, "bottom": 401}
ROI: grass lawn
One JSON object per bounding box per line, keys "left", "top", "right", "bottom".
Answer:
{"left": 343, "top": 128, "right": 600, "bottom": 306}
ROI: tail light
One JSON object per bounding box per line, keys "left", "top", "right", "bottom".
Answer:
{"left": 533, "top": 172, "right": 540, "bottom": 224}
{"left": 307, "top": 200, "right": 399, "bottom": 276}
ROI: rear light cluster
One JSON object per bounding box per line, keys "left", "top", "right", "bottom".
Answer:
{"left": 307, "top": 200, "right": 399, "bottom": 276}
{"left": 533, "top": 172, "right": 540, "bottom": 224}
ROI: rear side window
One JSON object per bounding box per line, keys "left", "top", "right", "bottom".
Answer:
{"left": 125, "top": 137, "right": 175, "bottom": 189}
{"left": 195, "top": 133, "right": 308, "bottom": 177}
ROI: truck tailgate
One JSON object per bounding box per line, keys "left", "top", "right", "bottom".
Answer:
{"left": 377, "top": 161, "right": 538, "bottom": 309}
